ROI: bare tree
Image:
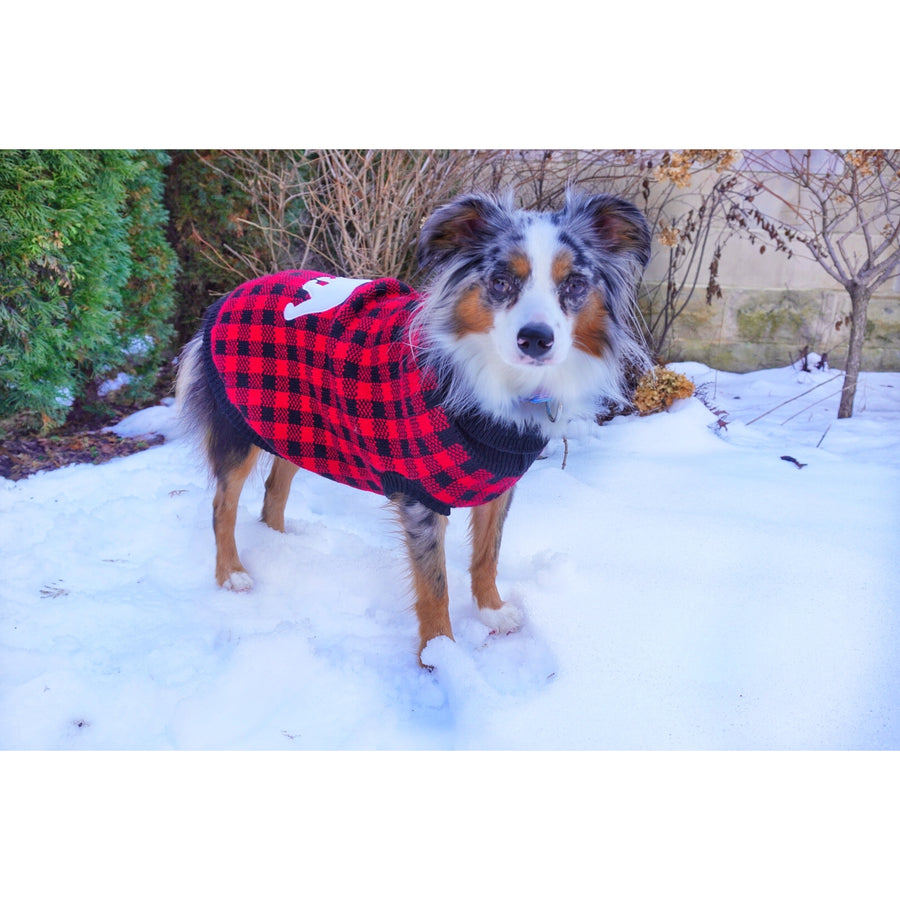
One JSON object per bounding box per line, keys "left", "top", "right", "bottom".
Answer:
{"left": 636, "top": 150, "right": 741, "bottom": 360}
{"left": 474, "top": 149, "right": 635, "bottom": 209}
{"left": 190, "top": 150, "right": 497, "bottom": 283}
{"left": 725, "top": 150, "right": 900, "bottom": 418}
{"left": 301, "top": 150, "right": 491, "bottom": 280}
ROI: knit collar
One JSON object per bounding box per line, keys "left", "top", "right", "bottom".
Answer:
{"left": 450, "top": 403, "right": 547, "bottom": 457}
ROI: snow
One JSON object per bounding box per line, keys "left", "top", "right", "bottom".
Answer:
{"left": 2, "top": 358, "right": 899, "bottom": 751}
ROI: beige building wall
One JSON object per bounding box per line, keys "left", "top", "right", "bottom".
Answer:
{"left": 640, "top": 165, "right": 900, "bottom": 373}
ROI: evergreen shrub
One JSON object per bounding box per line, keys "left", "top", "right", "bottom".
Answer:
{"left": 0, "top": 149, "right": 177, "bottom": 429}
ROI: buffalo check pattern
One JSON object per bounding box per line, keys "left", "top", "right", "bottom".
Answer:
{"left": 203, "top": 270, "right": 546, "bottom": 515}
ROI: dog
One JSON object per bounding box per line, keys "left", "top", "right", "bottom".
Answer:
{"left": 175, "top": 192, "right": 651, "bottom": 664}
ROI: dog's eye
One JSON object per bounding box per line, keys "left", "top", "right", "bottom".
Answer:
{"left": 489, "top": 275, "right": 517, "bottom": 299}
{"left": 560, "top": 275, "right": 590, "bottom": 306}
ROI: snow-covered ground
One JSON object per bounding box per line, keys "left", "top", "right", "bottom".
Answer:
{"left": 2, "top": 358, "right": 898, "bottom": 750}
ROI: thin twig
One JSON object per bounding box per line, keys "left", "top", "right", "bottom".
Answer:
{"left": 780, "top": 388, "right": 843, "bottom": 424}
{"left": 745, "top": 373, "right": 843, "bottom": 425}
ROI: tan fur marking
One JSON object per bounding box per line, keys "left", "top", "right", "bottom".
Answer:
{"left": 411, "top": 572, "right": 453, "bottom": 659}
{"left": 453, "top": 285, "right": 494, "bottom": 336}
{"left": 469, "top": 492, "right": 514, "bottom": 611}
{"left": 509, "top": 251, "right": 532, "bottom": 281}
{"left": 261, "top": 456, "right": 300, "bottom": 533}
{"left": 551, "top": 249, "right": 574, "bottom": 285}
{"left": 213, "top": 445, "right": 260, "bottom": 585}
{"left": 573, "top": 290, "right": 611, "bottom": 358}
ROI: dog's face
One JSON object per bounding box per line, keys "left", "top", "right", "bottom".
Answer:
{"left": 415, "top": 193, "right": 651, "bottom": 425}
{"left": 471, "top": 216, "right": 605, "bottom": 371}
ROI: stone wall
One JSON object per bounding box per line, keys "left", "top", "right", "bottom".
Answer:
{"left": 643, "top": 285, "right": 900, "bottom": 372}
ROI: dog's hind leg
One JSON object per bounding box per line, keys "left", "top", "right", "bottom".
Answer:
{"left": 213, "top": 445, "right": 260, "bottom": 591}
{"left": 394, "top": 496, "right": 452, "bottom": 663}
{"left": 469, "top": 489, "right": 523, "bottom": 634}
{"left": 261, "top": 456, "right": 299, "bottom": 533}
{"left": 176, "top": 332, "right": 263, "bottom": 593}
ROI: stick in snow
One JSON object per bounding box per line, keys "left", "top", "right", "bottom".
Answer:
{"left": 745, "top": 373, "right": 843, "bottom": 426}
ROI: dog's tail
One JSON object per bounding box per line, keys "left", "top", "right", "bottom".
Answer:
{"left": 175, "top": 331, "right": 255, "bottom": 480}
{"left": 175, "top": 332, "right": 214, "bottom": 457}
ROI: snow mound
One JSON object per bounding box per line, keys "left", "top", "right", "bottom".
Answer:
{"left": 2, "top": 365, "right": 898, "bottom": 750}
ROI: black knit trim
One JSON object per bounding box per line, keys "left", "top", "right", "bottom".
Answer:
{"left": 381, "top": 472, "right": 452, "bottom": 517}
{"left": 452, "top": 406, "right": 546, "bottom": 473}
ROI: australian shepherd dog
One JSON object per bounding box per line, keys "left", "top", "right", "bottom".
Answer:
{"left": 176, "top": 192, "right": 651, "bottom": 665}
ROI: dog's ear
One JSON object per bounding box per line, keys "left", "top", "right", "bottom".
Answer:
{"left": 417, "top": 194, "right": 509, "bottom": 273}
{"left": 564, "top": 193, "right": 652, "bottom": 269}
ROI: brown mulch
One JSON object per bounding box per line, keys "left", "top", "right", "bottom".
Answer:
{"left": 0, "top": 432, "right": 165, "bottom": 481}
{"left": 0, "top": 402, "right": 167, "bottom": 482}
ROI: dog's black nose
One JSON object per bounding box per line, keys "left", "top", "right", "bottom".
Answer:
{"left": 517, "top": 323, "right": 554, "bottom": 359}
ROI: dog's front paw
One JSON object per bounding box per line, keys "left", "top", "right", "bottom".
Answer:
{"left": 222, "top": 571, "right": 254, "bottom": 592}
{"left": 477, "top": 602, "right": 524, "bottom": 635}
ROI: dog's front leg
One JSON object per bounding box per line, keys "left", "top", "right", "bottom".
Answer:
{"left": 394, "top": 496, "right": 452, "bottom": 662}
{"left": 469, "top": 489, "right": 523, "bottom": 634}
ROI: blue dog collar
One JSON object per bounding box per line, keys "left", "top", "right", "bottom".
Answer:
{"left": 525, "top": 395, "right": 561, "bottom": 423}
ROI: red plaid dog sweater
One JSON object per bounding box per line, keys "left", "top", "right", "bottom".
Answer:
{"left": 202, "top": 270, "right": 547, "bottom": 515}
